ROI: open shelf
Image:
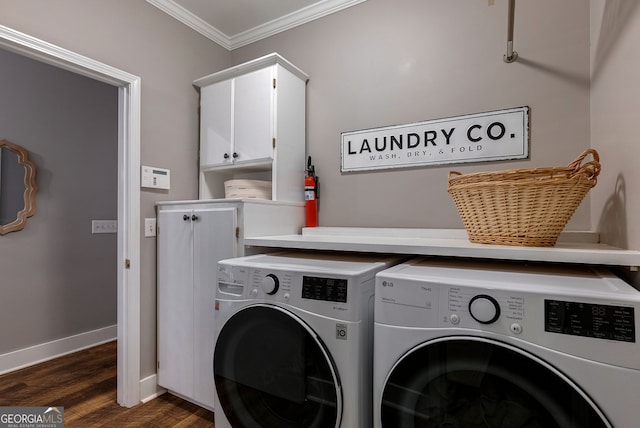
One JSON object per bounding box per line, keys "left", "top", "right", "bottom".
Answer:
{"left": 244, "top": 227, "right": 640, "bottom": 269}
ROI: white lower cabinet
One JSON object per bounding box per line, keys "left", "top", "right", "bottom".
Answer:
{"left": 156, "top": 199, "right": 303, "bottom": 410}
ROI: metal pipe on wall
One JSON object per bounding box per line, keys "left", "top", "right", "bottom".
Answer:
{"left": 504, "top": 0, "right": 518, "bottom": 63}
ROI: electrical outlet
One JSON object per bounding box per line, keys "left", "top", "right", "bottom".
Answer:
{"left": 145, "top": 218, "right": 157, "bottom": 237}
{"left": 92, "top": 220, "right": 117, "bottom": 234}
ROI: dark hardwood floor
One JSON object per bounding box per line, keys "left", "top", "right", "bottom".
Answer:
{"left": 0, "top": 341, "right": 214, "bottom": 427}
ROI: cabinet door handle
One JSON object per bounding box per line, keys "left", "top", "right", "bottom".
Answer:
{"left": 232, "top": 152, "right": 239, "bottom": 159}
{"left": 192, "top": 215, "right": 199, "bottom": 221}
{"left": 223, "top": 153, "right": 230, "bottom": 159}
{"left": 183, "top": 214, "right": 190, "bottom": 221}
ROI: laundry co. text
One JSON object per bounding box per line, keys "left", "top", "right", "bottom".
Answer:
{"left": 341, "top": 106, "right": 529, "bottom": 172}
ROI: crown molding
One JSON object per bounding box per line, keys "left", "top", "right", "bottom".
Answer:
{"left": 229, "top": 0, "right": 367, "bottom": 49}
{"left": 146, "top": 0, "right": 231, "bottom": 49}
{"left": 147, "top": 0, "right": 367, "bottom": 51}
{"left": 194, "top": 52, "right": 308, "bottom": 87}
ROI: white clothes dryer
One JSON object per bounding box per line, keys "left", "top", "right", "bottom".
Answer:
{"left": 214, "top": 251, "right": 403, "bottom": 428}
{"left": 374, "top": 257, "right": 640, "bottom": 428}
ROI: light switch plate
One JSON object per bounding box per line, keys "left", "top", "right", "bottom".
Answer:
{"left": 92, "top": 220, "right": 117, "bottom": 234}
{"left": 145, "top": 218, "right": 157, "bottom": 237}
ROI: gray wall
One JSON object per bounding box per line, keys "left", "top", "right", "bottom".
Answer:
{"left": 590, "top": 0, "right": 640, "bottom": 291}
{"left": 0, "top": 0, "right": 231, "bottom": 377}
{"left": 0, "top": 48, "right": 118, "bottom": 352}
{"left": 590, "top": 0, "right": 640, "bottom": 252}
{"left": 233, "top": 0, "right": 592, "bottom": 230}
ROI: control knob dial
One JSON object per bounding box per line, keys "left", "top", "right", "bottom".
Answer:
{"left": 262, "top": 274, "right": 280, "bottom": 295}
{"left": 469, "top": 294, "right": 500, "bottom": 324}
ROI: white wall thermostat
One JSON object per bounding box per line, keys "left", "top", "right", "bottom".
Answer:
{"left": 141, "top": 165, "right": 170, "bottom": 189}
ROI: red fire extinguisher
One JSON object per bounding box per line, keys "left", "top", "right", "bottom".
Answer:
{"left": 305, "top": 156, "right": 318, "bottom": 227}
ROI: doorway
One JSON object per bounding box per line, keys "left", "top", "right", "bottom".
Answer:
{"left": 0, "top": 25, "right": 141, "bottom": 407}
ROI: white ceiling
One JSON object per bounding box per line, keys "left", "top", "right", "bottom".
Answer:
{"left": 147, "top": 0, "right": 367, "bottom": 50}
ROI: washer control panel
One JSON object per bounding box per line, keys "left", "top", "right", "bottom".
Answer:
{"left": 301, "top": 276, "right": 348, "bottom": 303}
{"left": 249, "top": 270, "right": 294, "bottom": 301}
{"left": 217, "top": 262, "right": 365, "bottom": 321}
{"left": 219, "top": 266, "right": 352, "bottom": 303}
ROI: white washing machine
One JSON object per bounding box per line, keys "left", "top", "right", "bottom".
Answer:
{"left": 374, "top": 257, "right": 640, "bottom": 428}
{"left": 213, "top": 251, "right": 404, "bottom": 428}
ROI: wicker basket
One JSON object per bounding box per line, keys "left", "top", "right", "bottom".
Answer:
{"left": 448, "top": 149, "right": 601, "bottom": 247}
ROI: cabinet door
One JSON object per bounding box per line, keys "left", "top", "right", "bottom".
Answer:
{"left": 157, "top": 208, "right": 195, "bottom": 397}
{"left": 193, "top": 206, "right": 238, "bottom": 408}
{"left": 233, "top": 66, "right": 274, "bottom": 163}
{"left": 200, "top": 80, "right": 233, "bottom": 167}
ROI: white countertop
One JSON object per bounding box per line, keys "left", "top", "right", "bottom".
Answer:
{"left": 245, "top": 227, "right": 640, "bottom": 269}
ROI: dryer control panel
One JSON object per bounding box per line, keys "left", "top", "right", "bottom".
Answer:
{"left": 375, "top": 258, "right": 640, "bottom": 370}
{"left": 448, "top": 287, "right": 524, "bottom": 324}
{"left": 376, "top": 278, "right": 526, "bottom": 334}
{"left": 545, "top": 299, "right": 635, "bottom": 342}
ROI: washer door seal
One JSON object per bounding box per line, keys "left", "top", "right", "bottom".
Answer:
{"left": 215, "top": 304, "right": 342, "bottom": 428}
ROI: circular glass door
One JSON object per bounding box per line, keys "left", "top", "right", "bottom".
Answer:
{"left": 215, "top": 304, "right": 341, "bottom": 428}
{"left": 381, "top": 337, "right": 611, "bottom": 428}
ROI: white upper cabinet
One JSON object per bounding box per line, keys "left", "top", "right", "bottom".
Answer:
{"left": 233, "top": 67, "right": 274, "bottom": 164}
{"left": 195, "top": 53, "right": 308, "bottom": 202}
{"left": 200, "top": 79, "right": 233, "bottom": 167}
{"left": 200, "top": 67, "right": 274, "bottom": 167}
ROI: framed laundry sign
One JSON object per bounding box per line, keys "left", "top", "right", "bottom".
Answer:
{"left": 340, "top": 106, "right": 529, "bottom": 172}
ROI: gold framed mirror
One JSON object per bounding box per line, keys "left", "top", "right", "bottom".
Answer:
{"left": 0, "top": 139, "right": 37, "bottom": 235}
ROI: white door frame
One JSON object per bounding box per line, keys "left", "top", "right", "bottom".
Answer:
{"left": 0, "top": 25, "right": 141, "bottom": 407}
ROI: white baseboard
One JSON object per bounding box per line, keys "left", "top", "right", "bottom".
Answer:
{"left": 140, "top": 374, "right": 166, "bottom": 403}
{"left": 0, "top": 325, "right": 117, "bottom": 375}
